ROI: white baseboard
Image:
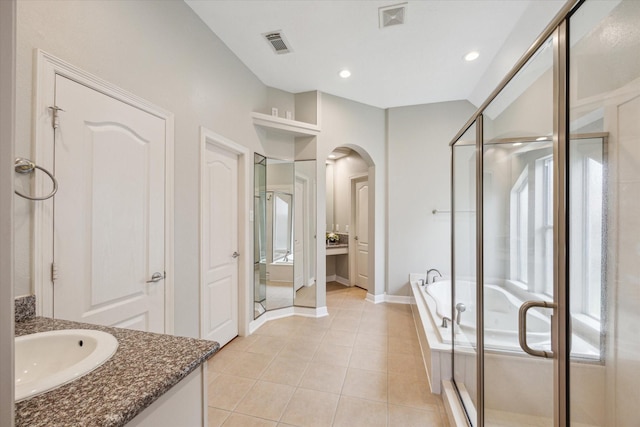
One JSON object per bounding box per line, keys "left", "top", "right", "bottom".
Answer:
{"left": 326, "top": 274, "right": 336, "bottom": 282}
{"left": 366, "top": 292, "right": 412, "bottom": 305}
{"left": 335, "top": 276, "right": 350, "bottom": 286}
{"left": 249, "top": 305, "right": 329, "bottom": 334}
{"left": 294, "top": 305, "right": 329, "bottom": 317}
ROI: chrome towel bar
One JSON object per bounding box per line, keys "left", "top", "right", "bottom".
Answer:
{"left": 14, "top": 157, "right": 58, "bottom": 201}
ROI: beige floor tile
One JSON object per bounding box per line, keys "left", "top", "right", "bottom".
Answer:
{"left": 221, "top": 413, "right": 277, "bottom": 427}
{"left": 245, "top": 335, "right": 289, "bottom": 356}
{"left": 280, "top": 388, "right": 340, "bottom": 427}
{"left": 330, "top": 319, "right": 361, "bottom": 333}
{"left": 388, "top": 335, "right": 420, "bottom": 355}
{"left": 354, "top": 332, "right": 388, "bottom": 353}
{"left": 358, "top": 320, "right": 389, "bottom": 336}
{"left": 254, "top": 321, "right": 298, "bottom": 338}
{"left": 333, "top": 396, "right": 388, "bottom": 427}
{"left": 208, "top": 374, "right": 256, "bottom": 411}
{"left": 299, "top": 362, "right": 347, "bottom": 394}
{"left": 279, "top": 339, "right": 320, "bottom": 361}
{"left": 291, "top": 324, "right": 328, "bottom": 341}
{"left": 388, "top": 373, "right": 441, "bottom": 411}
{"left": 322, "top": 329, "right": 357, "bottom": 347}
{"left": 388, "top": 404, "right": 445, "bottom": 427}
{"left": 260, "top": 355, "right": 309, "bottom": 386}
{"left": 339, "top": 299, "right": 366, "bottom": 310}
{"left": 208, "top": 371, "right": 220, "bottom": 386}
{"left": 312, "top": 343, "right": 353, "bottom": 367}
{"left": 332, "top": 309, "right": 363, "bottom": 323}
{"left": 222, "top": 335, "right": 260, "bottom": 352}
{"left": 208, "top": 349, "right": 245, "bottom": 373}
{"left": 208, "top": 407, "right": 231, "bottom": 427}
{"left": 235, "top": 380, "right": 296, "bottom": 421}
{"left": 341, "top": 367, "right": 388, "bottom": 402}
{"left": 349, "top": 347, "right": 387, "bottom": 373}
{"left": 388, "top": 352, "right": 422, "bottom": 378}
{"left": 223, "top": 351, "right": 275, "bottom": 379}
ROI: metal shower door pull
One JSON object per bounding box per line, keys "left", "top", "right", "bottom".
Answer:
{"left": 518, "top": 300, "right": 557, "bottom": 358}
{"left": 232, "top": 252, "right": 240, "bottom": 259}
{"left": 146, "top": 272, "right": 164, "bottom": 283}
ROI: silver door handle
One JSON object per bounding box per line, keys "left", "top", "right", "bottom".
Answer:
{"left": 146, "top": 272, "right": 165, "bottom": 283}
{"left": 518, "top": 300, "right": 556, "bottom": 358}
{"left": 232, "top": 252, "right": 240, "bottom": 259}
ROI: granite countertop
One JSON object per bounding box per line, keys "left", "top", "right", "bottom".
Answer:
{"left": 15, "top": 317, "right": 219, "bottom": 427}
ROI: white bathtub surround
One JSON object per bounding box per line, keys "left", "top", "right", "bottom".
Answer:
{"left": 410, "top": 275, "right": 606, "bottom": 426}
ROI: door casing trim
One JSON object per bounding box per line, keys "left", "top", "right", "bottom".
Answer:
{"left": 199, "top": 127, "right": 251, "bottom": 339}
{"left": 34, "top": 50, "right": 176, "bottom": 333}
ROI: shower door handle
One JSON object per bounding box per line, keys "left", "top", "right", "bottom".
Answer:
{"left": 518, "top": 300, "right": 556, "bottom": 358}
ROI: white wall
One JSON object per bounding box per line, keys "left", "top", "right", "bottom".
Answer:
{"left": 15, "top": 0, "right": 268, "bottom": 337}
{"left": 0, "top": 0, "right": 16, "bottom": 422}
{"left": 387, "top": 101, "right": 477, "bottom": 296}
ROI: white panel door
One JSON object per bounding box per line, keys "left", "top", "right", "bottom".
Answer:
{"left": 202, "top": 143, "right": 238, "bottom": 346}
{"left": 355, "top": 180, "right": 369, "bottom": 289}
{"left": 53, "top": 75, "right": 166, "bottom": 332}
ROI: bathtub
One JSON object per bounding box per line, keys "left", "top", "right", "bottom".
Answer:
{"left": 425, "top": 280, "right": 551, "bottom": 353}
{"left": 422, "top": 279, "right": 598, "bottom": 356}
{"left": 267, "top": 255, "right": 294, "bottom": 282}
{"left": 409, "top": 275, "right": 605, "bottom": 426}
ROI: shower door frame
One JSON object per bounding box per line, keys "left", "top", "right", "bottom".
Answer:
{"left": 449, "top": 1, "right": 581, "bottom": 425}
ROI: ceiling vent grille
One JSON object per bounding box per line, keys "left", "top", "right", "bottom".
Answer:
{"left": 263, "top": 31, "right": 292, "bottom": 54}
{"left": 379, "top": 3, "right": 407, "bottom": 28}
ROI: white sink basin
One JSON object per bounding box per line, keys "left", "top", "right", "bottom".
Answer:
{"left": 15, "top": 329, "right": 119, "bottom": 402}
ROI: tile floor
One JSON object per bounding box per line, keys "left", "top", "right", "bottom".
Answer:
{"left": 207, "top": 283, "right": 450, "bottom": 427}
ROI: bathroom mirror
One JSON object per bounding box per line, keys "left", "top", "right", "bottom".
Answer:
{"left": 265, "top": 159, "right": 295, "bottom": 312}
{"left": 294, "top": 160, "right": 317, "bottom": 308}
{"left": 254, "top": 154, "right": 267, "bottom": 318}
{"left": 254, "top": 156, "right": 317, "bottom": 318}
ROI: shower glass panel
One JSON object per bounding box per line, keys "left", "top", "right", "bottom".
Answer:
{"left": 569, "top": 0, "right": 640, "bottom": 425}
{"left": 452, "top": 123, "right": 477, "bottom": 426}
{"left": 482, "top": 34, "right": 555, "bottom": 426}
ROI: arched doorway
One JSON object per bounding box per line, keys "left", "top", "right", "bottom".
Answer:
{"left": 324, "top": 146, "right": 375, "bottom": 301}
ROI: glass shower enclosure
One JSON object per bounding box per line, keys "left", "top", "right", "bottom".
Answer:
{"left": 449, "top": 0, "right": 640, "bottom": 425}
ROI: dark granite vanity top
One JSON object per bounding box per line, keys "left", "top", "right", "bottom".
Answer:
{"left": 15, "top": 317, "right": 219, "bottom": 427}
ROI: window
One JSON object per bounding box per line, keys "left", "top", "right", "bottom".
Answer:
{"left": 510, "top": 169, "right": 529, "bottom": 284}
{"left": 541, "top": 157, "right": 553, "bottom": 296}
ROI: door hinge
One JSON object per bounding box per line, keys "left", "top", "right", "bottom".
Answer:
{"left": 48, "top": 106, "right": 65, "bottom": 129}
{"left": 51, "top": 262, "right": 59, "bottom": 282}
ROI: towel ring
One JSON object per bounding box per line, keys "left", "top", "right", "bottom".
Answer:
{"left": 14, "top": 158, "right": 58, "bottom": 201}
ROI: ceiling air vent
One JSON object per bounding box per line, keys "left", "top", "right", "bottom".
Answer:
{"left": 263, "top": 31, "right": 292, "bottom": 54}
{"left": 379, "top": 3, "right": 407, "bottom": 29}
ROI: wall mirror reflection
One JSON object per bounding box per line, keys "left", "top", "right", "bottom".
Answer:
{"left": 294, "top": 160, "right": 316, "bottom": 308}
{"left": 254, "top": 156, "right": 317, "bottom": 318}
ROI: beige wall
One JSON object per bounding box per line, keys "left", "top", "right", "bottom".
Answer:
{"left": 15, "top": 0, "right": 268, "bottom": 337}
{"left": 387, "top": 101, "right": 477, "bottom": 296}
{"left": 0, "top": 0, "right": 16, "bottom": 421}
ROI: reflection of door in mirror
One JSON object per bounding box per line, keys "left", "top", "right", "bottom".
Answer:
{"left": 294, "top": 160, "right": 317, "bottom": 308}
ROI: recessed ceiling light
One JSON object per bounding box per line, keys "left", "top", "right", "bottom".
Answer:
{"left": 339, "top": 69, "right": 351, "bottom": 79}
{"left": 328, "top": 154, "right": 336, "bottom": 159}
{"left": 464, "top": 51, "right": 480, "bottom": 62}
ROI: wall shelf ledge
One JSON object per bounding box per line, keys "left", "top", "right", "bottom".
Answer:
{"left": 251, "top": 112, "right": 320, "bottom": 137}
